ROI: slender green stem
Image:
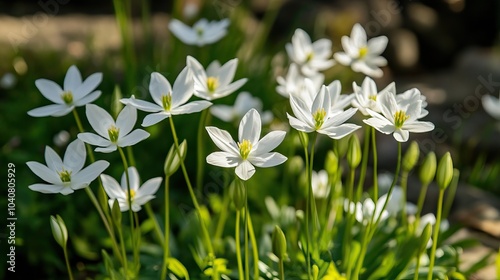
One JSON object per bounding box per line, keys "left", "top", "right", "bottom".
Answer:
{"left": 113, "top": 212, "right": 129, "bottom": 280}
{"left": 235, "top": 210, "right": 244, "bottom": 280}
{"left": 302, "top": 133, "right": 311, "bottom": 279}
{"left": 279, "top": 258, "right": 285, "bottom": 280}
{"left": 442, "top": 169, "right": 460, "bottom": 221}
{"left": 244, "top": 182, "right": 250, "bottom": 280}
{"left": 197, "top": 109, "right": 209, "bottom": 199}
{"left": 62, "top": 245, "right": 75, "bottom": 280}
{"left": 161, "top": 176, "right": 171, "bottom": 280}
{"left": 247, "top": 211, "right": 260, "bottom": 280}
{"left": 356, "top": 126, "right": 370, "bottom": 201}
{"left": 145, "top": 203, "right": 164, "bottom": 246}
{"left": 427, "top": 189, "right": 445, "bottom": 280}
{"left": 400, "top": 170, "right": 409, "bottom": 227}
{"left": 413, "top": 253, "right": 421, "bottom": 280}
{"left": 371, "top": 127, "right": 378, "bottom": 202}
{"left": 351, "top": 222, "right": 372, "bottom": 280}
{"left": 414, "top": 183, "right": 430, "bottom": 231}
{"left": 344, "top": 167, "right": 356, "bottom": 280}
{"left": 168, "top": 117, "right": 214, "bottom": 255}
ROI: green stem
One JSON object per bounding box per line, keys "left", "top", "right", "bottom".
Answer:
{"left": 351, "top": 222, "right": 372, "bottom": 280}
{"left": 115, "top": 214, "right": 129, "bottom": 280}
{"left": 414, "top": 183, "right": 430, "bottom": 231}
{"left": 247, "top": 211, "right": 260, "bottom": 280}
{"left": 442, "top": 169, "right": 460, "bottom": 221}
{"left": 356, "top": 126, "right": 370, "bottom": 201}
{"left": 302, "top": 133, "right": 311, "bottom": 279}
{"left": 279, "top": 259, "right": 285, "bottom": 280}
{"left": 161, "top": 176, "right": 171, "bottom": 280}
{"left": 344, "top": 167, "right": 356, "bottom": 279}
{"left": 413, "top": 253, "right": 421, "bottom": 280}
{"left": 197, "top": 109, "right": 209, "bottom": 199}
{"left": 244, "top": 182, "right": 250, "bottom": 280}
{"left": 427, "top": 189, "right": 445, "bottom": 280}
{"left": 371, "top": 127, "right": 378, "bottom": 202}
{"left": 235, "top": 210, "right": 244, "bottom": 280}
{"left": 145, "top": 203, "right": 164, "bottom": 246}
{"left": 168, "top": 116, "right": 214, "bottom": 255}
{"left": 62, "top": 245, "right": 75, "bottom": 280}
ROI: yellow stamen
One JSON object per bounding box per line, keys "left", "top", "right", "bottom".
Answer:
{"left": 162, "top": 94, "right": 172, "bottom": 111}
{"left": 207, "top": 77, "right": 219, "bottom": 93}
{"left": 359, "top": 46, "right": 369, "bottom": 59}
{"left": 306, "top": 52, "right": 314, "bottom": 62}
{"left": 61, "top": 91, "right": 73, "bottom": 104}
{"left": 313, "top": 108, "right": 327, "bottom": 129}
{"left": 394, "top": 110, "right": 410, "bottom": 128}
{"left": 238, "top": 139, "right": 252, "bottom": 160}
{"left": 128, "top": 189, "right": 136, "bottom": 199}
{"left": 369, "top": 95, "right": 377, "bottom": 101}
{"left": 58, "top": 169, "right": 72, "bottom": 183}
{"left": 108, "top": 125, "right": 120, "bottom": 143}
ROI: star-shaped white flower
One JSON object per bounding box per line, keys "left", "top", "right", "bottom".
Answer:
{"left": 287, "top": 84, "right": 361, "bottom": 139}
{"left": 276, "top": 63, "right": 324, "bottom": 98}
{"left": 101, "top": 166, "right": 162, "bottom": 212}
{"left": 169, "top": 18, "right": 230, "bottom": 47}
{"left": 363, "top": 89, "right": 434, "bottom": 142}
{"left": 352, "top": 77, "right": 395, "bottom": 116}
{"left": 210, "top": 91, "right": 273, "bottom": 125}
{"left": 396, "top": 88, "right": 429, "bottom": 118}
{"left": 122, "top": 67, "right": 212, "bottom": 127}
{"left": 286, "top": 28, "right": 335, "bottom": 76}
{"left": 28, "top": 65, "right": 102, "bottom": 117}
{"left": 187, "top": 56, "right": 247, "bottom": 100}
{"left": 482, "top": 93, "right": 500, "bottom": 120}
{"left": 312, "top": 170, "right": 330, "bottom": 199}
{"left": 206, "top": 109, "right": 287, "bottom": 181}
{"left": 77, "top": 104, "right": 150, "bottom": 153}
{"left": 27, "top": 139, "right": 109, "bottom": 195}
{"left": 334, "top": 23, "right": 388, "bottom": 78}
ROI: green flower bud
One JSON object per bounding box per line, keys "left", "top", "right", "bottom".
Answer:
{"left": 325, "top": 150, "right": 338, "bottom": 176}
{"left": 297, "top": 131, "right": 309, "bottom": 148}
{"left": 50, "top": 215, "right": 68, "bottom": 248}
{"left": 288, "top": 155, "right": 304, "bottom": 176}
{"left": 419, "top": 152, "right": 436, "bottom": 186}
{"left": 111, "top": 85, "right": 123, "bottom": 119}
{"left": 272, "top": 225, "right": 287, "bottom": 260}
{"left": 336, "top": 135, "right": 350, "bottom": 159}
{"left": 230, "top": 179, "right": 246, "bottom": 210}
{"left": 312, "top": 264, "right": 319, "bottom": 280}
{"left": 436, "top": 152, "right": 453, "bottom": 190}
{"left": 164, "top": 139, "right": 187, "bottom": 176}
{"left": 419, "top": 222, "right": 432, "bottom": 253}
{"left": 346, "top": 134, "right": 361, "bottom": 169}
{"left": 402, "top": 141, "right": 420, "bottom": 172}
{"left": 111, "top": 199, "right": 122, "bottom": 225}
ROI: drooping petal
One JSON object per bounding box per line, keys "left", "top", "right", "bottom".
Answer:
{"left": 172, "top": 67, "right": 194, "bottom": 108}
{"left": 64, "top": 65, "right": 83, "bottom": 91}
{"left": 29, "top": 183, "right": 65, "bottom": 194}
{"left": 72, "top": 160, "right": 110, "bottom": 186}
{"left": 73, "top": 72, "right": 103, "bottom": 101}
{"left": 238, "top": 108, "right": 261, "bottom": 144}
{"left": 77, "top": 132, "right": 111, "bottom": 147}
{"left": 206, "top": 126, "right": 239, "bottom": 154}
{"left": 117, "top": 129, "right": 150, "bottom": 147}
{"left": 235, "top": 160, "right": 256, "bottom": 181}
{"left": 45, "top": 146, "right": 63, "bottom": 172}
{"left": 149, "top": 72, "right": 172, "bottom": 106}
{"left": 26, "top": 162, "right": 61, "bottom": 185}
{"left": 116, "top": 105, "right": 137, "bottom": 137}
{"left": 249, "top": 152, "right": 287, "bottom": 168}
{"left": 142, "top": 112, "right": 170, "bottom": 127}
{"left": 101, "top": 174, "right": 126, "bottom": 200}
{"left": 85, "top": 104, "right": 115, "bottom": 138}
{"left": 393, "top": 129, "right": 410, "bottom": 142}
{"left": 170, "top": 100, "right": 212, "bottom": 115}
{"left": 63, "top": 139, "right": 86, "bottom": 173}
{"left": 27, "top": 104, "right": 70, "bottom": 117}
{"left": 252, "top": 131, "right": 286, "bottom": 155}
{"left": 121, "top": 167, "right": 140, "bottom": 192}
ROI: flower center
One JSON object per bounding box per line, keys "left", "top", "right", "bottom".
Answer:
{"left": 359, "top": 46, "right": 369, "bottom": 59}
{"left": 238, "top": 139, "right": 252, "bottom": 160}
{"left": 306, "top": 52, "right": 314, "bottom": 62}
{"left": 369, "top": 95, "right": 377, "bottom": 101}
{"left": 108, "top": 125, "right": 120, "bottom": 143}
{"left": 313, "top": 108, "right": 327, "bottom": 129}
{"left": 61, "top": 91, "right": 74, "bottom": 104}
{"left": 394, "top": 110, "right": 410, "bottom": 128}
{"left": 207, "top": 77, "right": 219, "bottom": 93}
{"left": 162, "top": 94, "right": 172, "bottom": 111}
{"left": 58, "top": 169, "right": 72, "bottom": 183}
{"left": 128, "top": 189, "right": 136, "bottom": 199}
{"left": 196, "top": 27, "right": 204, "bottom": 37}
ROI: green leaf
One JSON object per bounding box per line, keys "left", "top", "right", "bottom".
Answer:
{"left": 167, "top": 257, "right": 190, "bottom": 280}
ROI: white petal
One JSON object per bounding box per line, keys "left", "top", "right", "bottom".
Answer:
{"left": 333, "top": 52, "right": 353, "bottom": 66}
{"left": 211, "top": 78, "right": 247, "bottom": 100}
{"left": 72, "top": 160, "right": 110, "bottom": 186}
{"left": 125, "top": 98, "right": 163, "bottom": 113}
{"left": 85, "top": 104, "right": 115, "bottom": 138}
{"left": 318, "top": 123, "right": 361, "bottom": 139}
{"left": 206, "top": 152, "right": 240, "bottom": 167}
{"left": 249, "top": 152, "right": 287, "bottom": 168}
{"left": 169, "top": 19, "right": 197, "bottom": 45}
{"left": 170, "top": 101, "right": 212, "bottom": 115}
{"left": 210, "top": 105, "right": 235, "bottom": 122}
{"left": 206, "top": 60, "right": 222, "bottom": 76}
{"left": 44, "top": 146, "right": 63, "bottom": 172}
{"left": 482, "top": 95, "right": 500, "bottom": 119}
{"left": 403, "top": 121, "right": 435, "bottom": 133}
{"left": 289, "top": 96, "right": 314, "bottom": 129}
{"left": 351, "top": 23, "right": 367, "bottom": 48}
{"left": 217, "top": 58, "right": 238, "bottom": 87}
{"left": 142, "top": 112, "right": 170, "bottom": 127}
{"left": 35, "top": 79, "right": 64, "bottom": 104}
{"left": 64, "top": 65, "right": 82, "bottom": 91}
{"left": 235, "top": 160, "right": 255, "bottom": 181}
{"left": 363, "top": 117, "right": 395, "bottom": 135}
{"left": 149, "top": 72, "right": 172, "bottom": 106}
{"left": 117, "top": 129, "right": 150, "bottom": 147}
{"left": 101, "top": 174, "right": 126, "bottom": 200}
{"left": 28, "top": 104, "right": 71, "bottom": 117}
{"left": 73, "top": 72, "right": 102, "bottom": 101}
{"left": 238, "top": 108, "right": 261, "bottom": 144}
{"left": 172, "top": 67, "right": 194, "bottom": 108}
{"left": 253, "top": 131, "right": 286, "bottom": 155}
{"left": 73, "top": 91, "right": 101, "bottom": 106}
{"left": 95, "top": 145, "right": 117, "bottom": 153}
{"left": 63, "top": 139, "right": 86, "bottom": 173}
{"left": 393, "top": 129, "right": 409, "bottom": 142}
{"left": 77, "top": 132, "right": 111, "bottom": 147}
{"left": 116, "top": 105, "right": 137, "bottom": 137}
{"left": 29, "top": 183, "right": 66, "bottom": 194}
{"left": 121, "top": 167, "right": 140, "bottom": 192}
{"left": 205, "top": 126, "right": 239, "bottom": 154}
{"left": 287, "top": 113, "right": 314, "bottom": 133}
{"left": 135, "top": 177, "right": 162, "bottom": 198}
{"left": 367, "top": 36, "right": 388, "bottom": 56}
{"left": 323, "top": 107, "right": 358, "bottom": 127}
{"left": 26, "top": 161, "right": 60, "bottom": 185}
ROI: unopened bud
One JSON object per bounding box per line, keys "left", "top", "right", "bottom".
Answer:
{"left": 112, "top": 199, "right": 122, "bottom": 223}
{"left": 230, "top": 179, "right": 246, "bottom": 210}
{"left": 402, "top": 141, "right": 420, "bottom": 172}
{"left": 436, "top": 152, "right": 453, "bottom": 190}
{"left": 347, "top": 134, "right": 361, "bottom": 169}
{"left": 297, "top": 131, "right": 309, "bottom": 148}
{"left": 419, "top": 152, "right": 436, "bottom": 186}
{"left": 312, "top": 264, "right": 319, "bottom": 280}
{"left": 325, "top": 150, "right": 338, "bottom": 176}
{"left": 50, "top": 215, "right": 68, "bottom": 248}
{"left": 272, "top": 225, "right": 287, "bottom": 260}
{"left": 164, "top": 140, "right": 187, "bottom": 176}
{"left": 419, "top": 222, "right": 432, "bottom": 252}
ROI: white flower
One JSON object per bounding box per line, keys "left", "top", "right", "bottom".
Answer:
{"left": 482, "top": 93, "right": 500, "bottom": 120}
{"left": 169, "top": 18, "right": 230, "bottom": 47}
{"left": 77, "top": 104, "right": 150, "bottom": 153}
{"left": 287, "top": 84, "right": 361, "bottom": 139}
{"left": 396, "top": 88, "right": 429, "bottom": 118}
{"left": 354, "top": 196, "right": 390, "bottom": 225}
{"left": 312, "top": 170, "right": 330, "bottom": 198}
{"left": 28, "top": 65, "right": 102, "bottom": 117}
{"left": 210, "top": 91, "right": 273, "bottom": 124}
{"left": 122, "top": 67, "right": 212, "bottom": 126}
{"left": 418, "top": 213, "right": 450, "bottom": 248}
{"left": 363, "top": 90, "right": 434, "bottom": 142}
{"left": 286, "top": 28, "right": 335, "bottom": 76}
{"left": 384, "top": 186, "right": 418, "bottom": 217}
{"left": 0, "top": 72, "right": 16, "bottom": 89}
{"left": 27, "top": 139, "right": 109, "bottom": 195}
{"left": 334, "top": 23, "right": 388, "bottom": 78}
{"left": 206, "top": 108, "right": 287, "bottom": 181}
{"left": 187, "top": 56, "right": 247, "bottom": 100}
{"left": 326, "top": 80, "right": 355, "bottom": 113}
{"left": 101, "top": 166, "right": 162, "bottom": 212}
{"left": 276, "top": 63, "right": 324, "bottom": 98}
{"left": 352, "top": 77, "right": 395, "bottom": 116}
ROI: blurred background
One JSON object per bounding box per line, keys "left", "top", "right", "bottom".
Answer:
{"left": 1, "top": 0, "right": 500, "bottom": 278}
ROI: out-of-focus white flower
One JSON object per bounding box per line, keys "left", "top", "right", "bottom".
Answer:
{"left": 101, "top": 166, "right": 162, "bottom": 212}
{"left": 0, "top": 72, "right": 16, "bottom": 89}
{"left": 77, "top": 104, "right": 150, "bottom": 153}
{"left": 206, "top": 109, "right": 287, "bottom": 181}
{"left": 482, "top": 93, "right": 500, "bottom": 120}
{"left": 276, "top": 63, "right": 324, "bottom": 98}
{"left": 53, "top": 130, "right": 71, "bottom": 148}
{"left": 27, "top": 139, "right": 109, "bottom": 195}
{"left": 285, "top": 28, "right": 335, "bottom": 76}
{"left": 169, "top": 18, "right": 230, "bottom": 46}
{"left": 210, "top": 91, "right": 273, "bottom": 124}
{"left": 311, "top": 170, "right": 330, "bottom": 198}
{"left": 334, "top": 23, "right": 388, "bottom": 78}
{"left": 363, "top": 89, "right": 434, "bottom": 142}
{"left": 287, "top": 84, "right": 360, "bottom": 139}
{"left": 354, "top": 195, "right": 389, "bottom": 225}
{"left": 122, "top": 68, "right": 212, "bottom": 126}
{"left": 28, "top": 65, "right": 102, "bottom": 117}
{"left": 187, "top": 56, "right": 247, "bottom": 100}
{"left": 352, "top": 77, "right": 395, "bottom": 116}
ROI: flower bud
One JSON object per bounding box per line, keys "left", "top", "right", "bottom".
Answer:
{"left": 346, "top": 134, "right": 361, "bottom": 169}
{"left": 297, "top": 131, "right": 309, "bottom": 148}
{"left": 50, "top": 215, "right": 68, "bottom": 248}
{"left": 111, "top": 199, "right": 122, "bottom": 223}
{"left": 419, "top": 222, "right": 432, "bottom": 252}
{"left": 336, "top": 136, "right": 349, "bottom": 159}
{"left": 312, "top": 264, "right": 319, "bottom": 280}
{"left": 164, "top": 139, "right": 187, "bottom": 176}
{"left": 111, "top": 85, "right": 123, "bottom": 119}
{"left": 419, "top": 152, "right": 436, "bottom": 186}
{"left": 287, "top": 155, "right": 304, "bottom": 176}
{"left": 325, "top": 150, "right": 338, "bottom": 176}
{"left": 272, "top": 225, "right": 287, "bottom": 260}
{"left": 436, "top": 152, "right": 453, "bottom": 190}
{"left": 230, "top": 179, "right": 246, "bottom": 210}
{"left": 402, "top": 141, "right": 420, "bottom": 172}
